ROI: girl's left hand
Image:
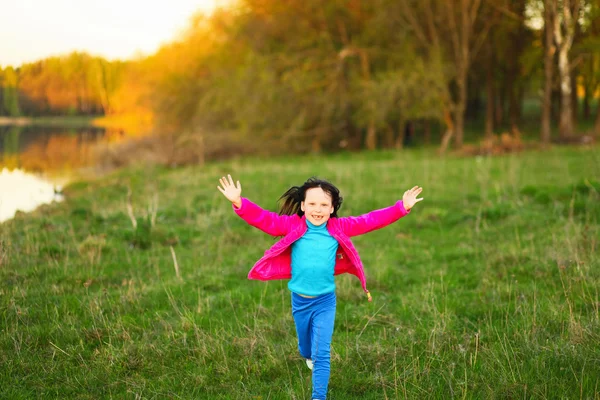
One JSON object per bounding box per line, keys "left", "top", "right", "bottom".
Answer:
{"left": 403, "top": 186, "right": 424, "bottom": 210}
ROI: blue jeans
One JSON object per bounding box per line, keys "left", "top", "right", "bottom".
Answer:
{"left": 291, "top": 291, "right": 336, "bottom": 400}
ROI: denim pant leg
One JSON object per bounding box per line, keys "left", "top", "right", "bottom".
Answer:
{"left": 291, "top": 292, "right": 336, "bottom": 400}
{"left": 292, "top": 295, "right": 313, "bottom": 360}
{"left": 310, "top": 293, "right": 336, "bottom": 400}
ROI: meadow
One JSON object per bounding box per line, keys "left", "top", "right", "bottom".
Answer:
{"left": 1, "top": 146, "right": 599, "bottom": 399}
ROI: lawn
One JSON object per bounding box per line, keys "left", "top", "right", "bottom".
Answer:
{"left": 1, "top": 146, "right": 599, "bottom": 399}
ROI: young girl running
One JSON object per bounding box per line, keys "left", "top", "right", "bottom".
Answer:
{"left": 217, "top": 174, "right": 423, "bottom": 400}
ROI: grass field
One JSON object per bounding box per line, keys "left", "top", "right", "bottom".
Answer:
{"left": 1, "top": 146, "right": 599, "bottom": 399}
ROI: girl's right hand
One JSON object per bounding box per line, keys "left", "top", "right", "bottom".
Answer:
{"left": 217, "top": 174, "right": 242, "bottom": 208}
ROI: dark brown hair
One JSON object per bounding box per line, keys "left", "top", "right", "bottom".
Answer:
{"left": 278, "top": 177, "right": 343, "bottom": 217}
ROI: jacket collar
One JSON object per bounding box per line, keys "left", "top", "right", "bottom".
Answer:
{"left": 295, "top": 215, "right": 341, "bottom": 235}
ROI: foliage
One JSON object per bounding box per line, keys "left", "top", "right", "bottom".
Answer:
{"left": 0, "top": 1, "right": 599, "bottom": 153}
{"left": 1, "top": 67, "right": 21, "bottom": 117}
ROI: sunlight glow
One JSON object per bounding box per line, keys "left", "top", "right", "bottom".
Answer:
{"left": 0, "top": 0, "right": 221, "bottom": 67}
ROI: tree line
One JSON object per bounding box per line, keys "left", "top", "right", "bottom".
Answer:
{"left": 1, "top": 0, "right": 599, "bottom": 154}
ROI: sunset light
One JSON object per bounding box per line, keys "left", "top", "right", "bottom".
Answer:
{"left": 1, "top": 0, "right": 599, "bottom": 397}
{"left": 0, "top": 0, "right": 223, "bottom": 67}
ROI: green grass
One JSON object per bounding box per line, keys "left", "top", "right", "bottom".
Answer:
{"left": 1, "top": 146, "right": 600, "bottom": 399}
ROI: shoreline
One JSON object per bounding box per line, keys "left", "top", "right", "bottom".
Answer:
{"left": 0, "top": 116, "right": 32, "bottom": 126}
{"left": 0, "top": 116, "right": 98, "bottom": 127}
{"left": 0, "top": 168, "right": 66, "bottom": 223}
{"left": 0, "top": 115, "right": 151, "bottom": 134}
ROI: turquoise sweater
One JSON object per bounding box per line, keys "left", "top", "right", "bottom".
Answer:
{"left": 288, "top": 219, "right": 339, "bottom": 296}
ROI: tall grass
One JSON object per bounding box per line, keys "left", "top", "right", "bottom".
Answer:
{"left": 1, "top": 146, "right": 599, "bottom": 399}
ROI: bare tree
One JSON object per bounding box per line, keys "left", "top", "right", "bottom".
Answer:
{"left": 338, "top": 46, "right": 376, "bottom": 150}
{"left": 398, "top": 0, "right": 498, "bottom": 151}
{"left": 542, "top": 0, "right": 556, "bottom": 144}
{"left": 584, "top": 1, "right": 600, "bottom": 137}
{"left": 507, "top": 0, "right": 527, "bottom": 137}
{"left": 552, "top": 0, "right": 581, "bottom": 138}
{"left": 485, "top": 40, "right": 495, "bottom": 139}
{"left": 595, "top": 98, "right": 600, "bottom": 137}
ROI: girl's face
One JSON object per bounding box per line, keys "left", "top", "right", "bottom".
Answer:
{"left": 301, "top": 187, "right": 334, "bottom": 226}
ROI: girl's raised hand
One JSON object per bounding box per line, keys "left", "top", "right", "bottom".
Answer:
{"left": 402, "top": 186, "right": 424, "bottom": 210}
{"left": 217, "top": 174, "right": 242, "bottom": 208}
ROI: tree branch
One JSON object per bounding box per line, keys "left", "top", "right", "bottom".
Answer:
{"left": 397, "top": 0, "right": 431, "bottom": 47}
{"left": 483, "top": 0, "right": 523, "bottom": 21}
{"left": 424, "top": 0, "right": 440, "bottom": 49}
{"left": 445, "top": 0, "right": 462, "bottom": 66}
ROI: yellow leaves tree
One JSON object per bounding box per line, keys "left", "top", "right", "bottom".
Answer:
{"left": 1, "top": 67, "right": 21, "bottom": 116}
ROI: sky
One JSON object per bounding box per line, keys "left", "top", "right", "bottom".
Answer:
{"left": 0, "top": 0, "right": 222, "bottom": 67}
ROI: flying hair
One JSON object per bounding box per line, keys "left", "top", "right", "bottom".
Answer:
{"left": 278, "top": 177, "right": 343, "bottom": 217}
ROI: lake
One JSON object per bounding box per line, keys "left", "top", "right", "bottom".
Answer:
{"left": 0, "top": 124, "right": 122, "bottom": 222}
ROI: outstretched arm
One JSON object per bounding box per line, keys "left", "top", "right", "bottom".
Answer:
{"left": 338, "top": 186, "right": 423, "bottom": 237}
{"left": 217, "top": 174, "right": 294, "bottom": 236}
{"left": 217, "top": 174, "right": 242, "bottom": 208}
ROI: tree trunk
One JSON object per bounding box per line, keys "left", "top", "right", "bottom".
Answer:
{"left": 508, "top": 0, "right": 526, "bottom": 136}
{"left": 365, "top": 122, "right": 376, "bottom": 150}
{"left": 98, "top": 62, "right": 112, "bottom": 115}
{"left": 339, "top": 46, "right": 377, "bottom": 150}
{"left": 395, "top": 118, "right": 405, "bottom": 150}
{"left": 570, "top": 7, "right": 582, "bottom": 127}
{"left": 311, "top": 135, "right": 322, "bottom": 153}
{"left": 398, "top": 0, "right": 493, "bottom": 152}
{"left": 361, "top": 51, "right": 376, "bottom": 151}
{"left": 384, "top": 125, "right": 395, "bottom": 148}
{"left": 554, "top": 0, "right": 580, "bottom": 139}
{"left": 594, "top": 101, "right": 600, "bottom": 137}
{"left": 582, "top": 84, "right": 590, "bottom": 120}
{"left": 552, "top": 87, "right": 561, "bottom": 123}
{"left": 557, "top": 45, "right": 574, "bottom": 138}
{"left": 495, "top": 83, "right": 505, "bottom": 128}
{"left": 508, "top": 75, "right": 520, "bottom": 134}
{"left": 541, "top": 0, "right": 555, "bottom": 145}
{"left": 423, "top": 120, "right": 431, "bottom": 145}
{"left": 485, "top": 42, "right": 494, "bottom": 138}
{"left": 439, "top": 108, "right": 455, "bottom": 154}
{"left": 454, "top": 76, "right": 467, "bottom": 148}
{"left": 570, "top": 65, "right": 578, "bottom": 126}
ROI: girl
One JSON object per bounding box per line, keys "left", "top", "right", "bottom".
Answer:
{"left": 217, "top": 174, "right": 423, "bottom": 400}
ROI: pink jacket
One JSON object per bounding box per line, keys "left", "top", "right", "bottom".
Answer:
{"left": 233, "top": 198, "right": 410, "bottom": 301}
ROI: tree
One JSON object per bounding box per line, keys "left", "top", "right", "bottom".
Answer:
{"left": 90, "top": 58, "right": 124, "bottom": 115}
{"left": 505, "top": 0, "right": 528, "bottom": 136}
{"left": 0, "top": 67, "right": 4, "bottom": 115}
{"left": 2, "top": 67, "right": 21, "bottom": 117}
{"left": 157, "top": 0, "right": 443, "bottom": 154}
{"left": 353, "top": 57, "right": 446, "bottom": 149}
{"left": 542, "top": 0, "right": 557, "bottom": 144}
{"left": 576, "top": 0, "right": 600, "bottom": 136}
{"left": 551, "top": 0, "right": 581, "bottom": 138}
{"left": 397, "top": 0, "right": 498, "bottom": 151}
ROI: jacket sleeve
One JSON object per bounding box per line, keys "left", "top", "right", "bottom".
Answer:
{"left": 337, "top": 200, "right": 410, "bottom": 237}
{"left": 233, "top": 197, "right": 295, "bottom": 236}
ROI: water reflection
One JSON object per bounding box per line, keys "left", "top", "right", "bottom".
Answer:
{"left": 0, "top": 125, "right": 120, "bottom": 171}
{"left": 0, "top": 168, "right": 64, "bottom": 223}
{"left": 0, "top": 124, "right": 125, "bottom": 222}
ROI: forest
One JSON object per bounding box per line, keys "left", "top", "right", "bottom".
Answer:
{"left": 1, "top": 0, "right": 599, "bottom": 157}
